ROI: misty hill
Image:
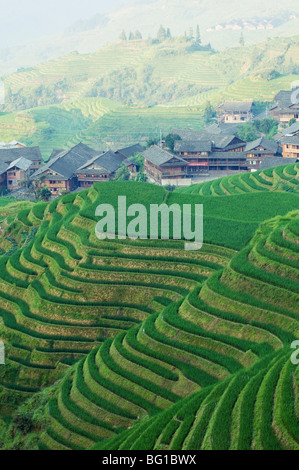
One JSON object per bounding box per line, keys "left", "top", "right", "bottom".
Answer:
{"left": 3, "top": 34, "right": 299, "bottom": 112}
{"left": 1, "top": 0, "right": 299, "bottom": 78}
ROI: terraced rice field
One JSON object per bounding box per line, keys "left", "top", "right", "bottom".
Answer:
{"left": 0, "top": 183, "right": 233, "bottom": 415}
{"left": 0, "top": 178, "right": 298, "bottom": 450}
{"left": 39, "top": 209, "right": 299, "bottom": 450}
{"left": 177, "top": 162, "right": 299, "bottom": 196}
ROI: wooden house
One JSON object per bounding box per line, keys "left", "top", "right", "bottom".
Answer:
{"left": 0, "top": 146, "right": 42, "bottom": 173}
{"left": 216, "top": 101, "right": 254, "bottom": 123}
{"left": 31, "top": 143, "right": 97, "bottom": 195}
{"left": 115, "top": 144, "right": 144, "bottom": 176}
{"left": 282, "top": 121, "right": 299, "bottom": 138}
{"left": 245, "top": 137, "right": 282, "bottom": 171}
{"left": 142, "top": 145, "right": 189, "bottom": 184}
{"left": 270, "top": 91, "right": 299, "bottom": 124}
{"left": 282, "top": 136, "right": 299, "bottom": 159}
{"left": 174, "top": 140, "right": 211, "bottom": 175}
{"left": 77, "top": 151, "right": 127, "bottom": 188}
{"left": 4, "top": 157, "right": 32, "bottom": 190}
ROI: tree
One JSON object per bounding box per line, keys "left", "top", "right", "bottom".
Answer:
{"left": 135, "top": 30, "right": 142, "bottom": 40}
{"left": 130, "top": 153, "right": 144, "bottom": 172}
{"left": 114, "top": 165, "right": 130, "bottom": 181}
{"left": 165, "top": 133, "right": 182, "bottom": 152}
{"left": 135, "top": 172, "right": 147, "bottom": 182}
{"left": 239, "top": 33, "right": 245, "bottom": 47}
{"left": 166, "top": 28, "right": 171, "bottom": 39}
{"left": 203, "top": 101, "right": 216, "bottom": 124}
{"left": 40, "top": 187, "right": 52, "bottom": 201}
{"left": 254, "top": 118, "right": 278, "bottom": 138}
{"left": 188, "top": 27, "right": 194, "bottom": 42}
{"left": 236, "top": 123, "right": 258, "bottom": 142}
{"left": 164, "top": 184, "right": 176, "bottom": 192}
{"left": 119, "top": 30, "right": 127, "bottom": 41}
{"left": 20, "top": 173, "right": 31, "bottom": 190}
{"left": 31, "top": 175, "right": 46, "bottom": 200}
{"left": 146, "top": 137, "right": 159, "bottom": 148}
{"left": 128, "top": 31, "right": 135, "bottom": 40}
{"left": 196, "top": 25, "right": 201, "bottom": 45}
{"left": 157, "top": 25, "right": 167, "bottom": 42}
{"left": 289, "top": 117, "right": 297, "bottom": 126}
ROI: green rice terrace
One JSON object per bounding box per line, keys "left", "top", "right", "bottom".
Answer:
{"left": 177, "top": 162, "right": 299, "bottom": 196}
{"left": 0, "top": 173, "right": 298, "bottom": 450}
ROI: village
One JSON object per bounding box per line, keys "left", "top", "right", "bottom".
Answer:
{"left": 0, "top": 90, "right": 299, "bottom": 198}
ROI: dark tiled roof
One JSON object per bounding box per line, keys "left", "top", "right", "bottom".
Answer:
{"left": 274, "top": 91, "right": 293, "bottom": 108}
{"left": 49, "top": 149, "right": 64, "bottom": 160}
{"left": 116, "top": 144, "right": 144, "bottom": 159}
{"left": 170, "top": 129, "right": 203, "bottom": 141}
{"left": 7, "top": 157, "right": 32, "bottom": 171}
{"left": 173, "top": 132, "right": 244, "bottom": 152}
{"left": 259, "top": 156, "right": 297, "bottom": 170}
{"left": 282, "top": 121, "right": 299, "bottom": 137}
{"left": 208, "top": 134, "right": 244, "bottom": 149}
{"left": 218, "top": 101, "right": 253, "bottom": 112}
{"left": 174, "top": 140, "right": 212, "bottom": 153}
{"left": 0, "top": 146, "right": 42, "bottom": 163}
{"left": 143, "top": 145, "right": 188, "bottom": 166}
{"left": 204, "top": 122, "right": 242, "bottom": 135}
{"left": 32, "top": 143, "right": 97, "bottom": 180}
{"left": 272, "top": 107, "right": 299, "bottom": 114}
{"left": 283, "top": 136, "right": 299, "bottom": 146}
{"left": 78, "top": 151, "right": 126, "bottom": 174}
{"left": 0, "top": 157, "right": 32, "bottom": 175}
{"left": 245, "top": 137, "right": 279, "bottom": 154}
{"left": 0, "top": 161, "right": 8, "bottom": 174}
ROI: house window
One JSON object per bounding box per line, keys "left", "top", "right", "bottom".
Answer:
{"left": 8, "top": 180, "right": 12, "bottom": 185}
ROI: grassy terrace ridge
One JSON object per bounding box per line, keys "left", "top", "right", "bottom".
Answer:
{"left": 35, "top": 210, "right": 298, "bottom": 451}
{"left": 0, "top": 177, "right": 297, "bottom": 450}
{"left": 92, "top": 348, "right": 298, "bottom": 451}
{"left": 0, "top": 181, "right": 238, "bottom": 420}
{"left": 176, "top": 162, "right": 299, "bottom": 197}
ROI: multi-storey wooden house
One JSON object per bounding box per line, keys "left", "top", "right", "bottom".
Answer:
{"left": 216, "top": 101, "right": 254, "bottom": 123}
{"left": 270, "top": 90, "right": 299, "bottom": 124}
{"left": 245, "top": 137, "right": 282, "bottom": 171}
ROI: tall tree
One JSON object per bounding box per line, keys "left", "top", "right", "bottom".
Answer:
{"left": 119, "top": 30, "right": 127, "bottom": 41}
{"left": 129, "top": 31, "right": 135, "bottom": 40}
{"left": 157, "top": 25, "right": 167, "bottom": 42}
{"left": 188, "top": 27, "right": 194, "bottom": 41}
{"left": 165, "top": 134, "right": 182, "bottom": 152}
{"left": 203, "top": 101, "right": 216, "bottom": 124}
{"left": 196, "top": 25, "right": 201, "bottom": 44}
{"left": 239, "top": 32, "right": 245, "bottom": 47}
{"left": 135, "top": 30, "right": 142, "bottom": 40}
{"left": 166, "top": 28, "right": 171, "bottom": 39}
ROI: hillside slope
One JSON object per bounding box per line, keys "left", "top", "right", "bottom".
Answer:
{"left": 31, "top": 209, "right": 299, "bottom": 449}
{"left": 1, "top": 34, "right": 299, "bottom": 156}
{"left": 1, "top": 0, "right": 299, "bottom": 77}
{"left": 176, "top": 162, "right": 299, "bottom": 196}
{"left": 0, "top": 177, "right": 298, "bottom": 449}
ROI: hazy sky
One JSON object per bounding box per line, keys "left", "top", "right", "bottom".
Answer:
{"left": 0, "top": 0, "right": 126, "bottom": 48}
